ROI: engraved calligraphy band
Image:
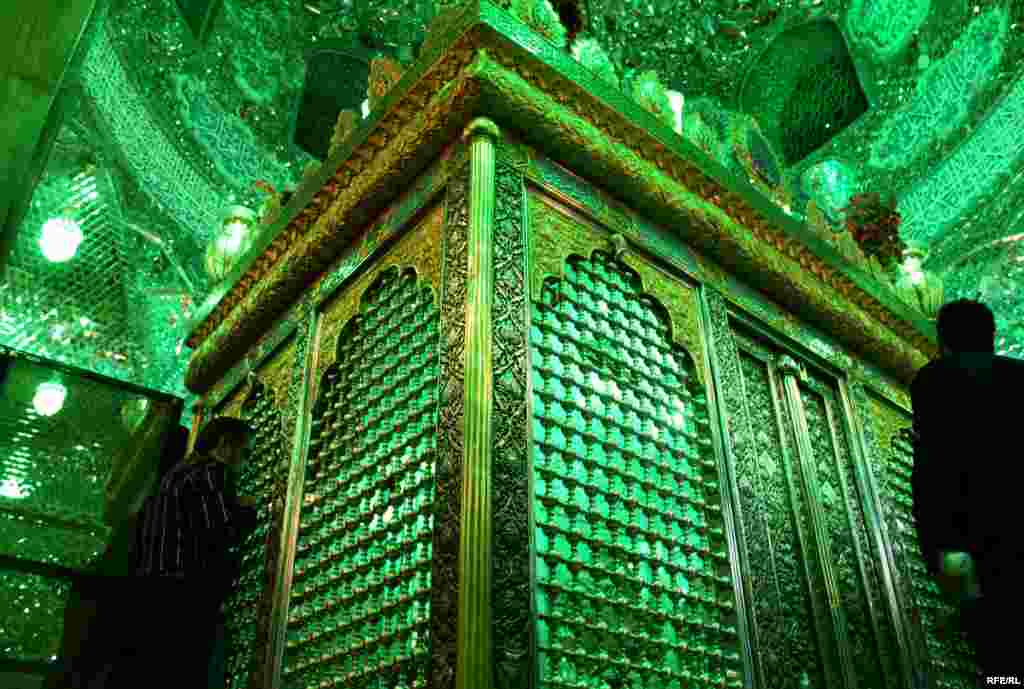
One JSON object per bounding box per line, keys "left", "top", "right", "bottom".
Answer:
{"left": 462, "top": 117, "right": 501, "bottom": 142}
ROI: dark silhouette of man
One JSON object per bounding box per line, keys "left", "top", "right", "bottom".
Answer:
{"left": 108, "top": 416, "right": 260, "bottom": 688}
{"left": 911, "top": 299, "right": 1024, "bottom": 683}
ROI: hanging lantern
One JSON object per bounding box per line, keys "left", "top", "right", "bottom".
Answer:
{"left": 205, "top": 206, "right": 256, "bottom": 284}
{"left": 895, "top": 241, "right": 944, "bottom": 319}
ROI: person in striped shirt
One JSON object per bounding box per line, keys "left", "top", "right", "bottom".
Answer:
{"left": 112, "top": 416, "right": 261, "bottom": 688}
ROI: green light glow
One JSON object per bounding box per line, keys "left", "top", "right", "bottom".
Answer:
{"left": 216, "top": 220, "right": 250, "bottom": 255}
{"left": 0, "top": 478, "right": 29, "bottom": 499}
{"left": 32, "top": 382, "right": 67, "bottom": 417}
{"left": 38, "top": 218, "right": 84, "bottom": 263}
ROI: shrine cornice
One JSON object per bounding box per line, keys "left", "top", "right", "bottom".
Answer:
{"left": 184, "top": 0, "right": 936, "bottom": 393}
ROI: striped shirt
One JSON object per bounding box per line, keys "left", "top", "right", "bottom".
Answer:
{"left": 131, "top": 459, "right": 256, "bottom": 584}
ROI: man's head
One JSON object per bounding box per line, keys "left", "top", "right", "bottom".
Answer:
{"left": 194, "top": 417, "right": 254, "bottom": 471}
{"left": 157, "top": 426, "right": 190, "bottom": 478}
{"left": 935, "top": 299, "right": 996, "bottom": 356}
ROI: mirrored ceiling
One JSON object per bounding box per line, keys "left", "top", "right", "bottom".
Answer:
{"left": 2, "top": 0, "right": 1022, "bottom": 407}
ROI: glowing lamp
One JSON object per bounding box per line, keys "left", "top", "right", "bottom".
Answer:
{"left": 33, "top": 382, "right": 66, "bottom": 416}
{"left": 205, "top": 206, "right": 256, "bottom": 283}
{"left": 666, "top": 90, "right": 685, "bottom": 135}
{"left": 896, "top": 242, "right": 944, "bottom": 319}
{"left": 39, "top": 218, "right": 84, "bottom": 263}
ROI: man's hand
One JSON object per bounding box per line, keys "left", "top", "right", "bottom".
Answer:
{"left": 936, "top": 551, "right": 981, "bottom": 602}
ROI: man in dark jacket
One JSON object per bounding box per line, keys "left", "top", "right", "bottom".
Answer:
{"left": 111, "top": 416, "right": 261, "bottom": 688}
{"left": 911, "top": 299, "right": 1024, "bottom": 682}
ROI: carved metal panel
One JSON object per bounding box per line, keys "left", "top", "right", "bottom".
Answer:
{"left": 720, "top": 309, "right": 907, "bottom": 689}
{"left": 282, "top": 266, "right": 442, "bottom": 689}
{"left": 729, "top": 333, "right": 836, "bottom": 689}
{"left": 856, "top": 389, "right": 977, "bottom": 689}
{"left": 529, "top": 250, "right": 742, "bottom": 688}
{"left": 491, "top": 161, "right": 533, "bottom": 688}
{"left": 431, "top": 168, "right": 469, "bottom": 689}
{"left": 790, "top": 373, "right": 901, "bottom": 689}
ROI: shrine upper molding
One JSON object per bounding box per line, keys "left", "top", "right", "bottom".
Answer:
{"left": 184, "top": 0, "right": 936, "bottom": 393}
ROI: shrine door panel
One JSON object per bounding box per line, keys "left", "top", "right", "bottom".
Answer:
{"left": 216, "top": 339, "right": 295, "bottom": 689}
{"left": 283, "top": 267, "right": 440, "bottom": 689}
{"left": 529, "top": 251, "right": 743, "bottom": 689}
{"left": 729, "top": 338, "right": 832, "bottom": 689}
{"left": 857, "top": 390, "right": 976, "bottom": 689}
{"left": 731, "top": 330, "right": 901, "bottom": 689}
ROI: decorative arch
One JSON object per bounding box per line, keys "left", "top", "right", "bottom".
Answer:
{"left": 740, "top": 17, "right": 869, "bottom": 166}
{"left": 313, "top": 211, "right": 444, "bottom": 388}
{"left": 528, "top": 248, "right": 741, "bottom": 687}
{"left": 284, "top": 261, "right": 442, "bottom": 687}
{"left": 305, "top": 264, "right": 437, "bottom": 482}
{"left": 536, "top": 249, "right": 704, "bottom": 389}
{"left": 530, "top": 200, "right": 706, "bottom": 383}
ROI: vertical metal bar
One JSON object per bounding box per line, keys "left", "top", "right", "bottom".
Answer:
{"left": 776, "top": 357, "right": 856, "bottom": 689}
{"left": 839, "top": 380, "right": 918, "bottom": 689}
{"left": 266, "top": 307, "right": 320, "bottom": 689}
{"left": 699, "top": 288, "right": 759, "bottom": 689}
{"left": 821, "top": 387, "right": 900, "bottom": 688}
{"left": 457, "top": 117, "right": 500, "bottom": 689}
{"left": 765, "top": 356, "right": 843, "bottom": 689}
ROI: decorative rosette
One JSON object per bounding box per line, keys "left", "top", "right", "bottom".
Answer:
{"left": 367, "top": 57, "right": 405, "bottom": 110}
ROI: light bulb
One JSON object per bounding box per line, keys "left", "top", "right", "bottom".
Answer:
{"left": 33, "top": 382, "right": 66, "bottom": 416}
{"left": 39, "top": 218, "right": 84, "bottom": 262}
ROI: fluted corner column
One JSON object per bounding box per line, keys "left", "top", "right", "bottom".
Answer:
{"left": 457, "top": 117, "right": 500, "bottom": 689}
{"left": 776, "top": 354, "right": 855, "bottom": 689}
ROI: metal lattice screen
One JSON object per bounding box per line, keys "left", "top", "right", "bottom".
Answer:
{"left": 284, "top": 267, "right": 440, "bottom": 689}
{"left": 529, "top": 253, "right": 742, "bottom": 688}
{"left": 222, "top": 384, "right": 287, "bottom": 689}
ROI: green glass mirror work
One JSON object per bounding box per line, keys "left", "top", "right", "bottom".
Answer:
{"left": 283, "top": 268, "right": 440, "bottom": 689}
{"left": 529, "top": 252, "right": 742, "bottom": 689}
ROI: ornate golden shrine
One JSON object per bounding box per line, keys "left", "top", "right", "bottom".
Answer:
{"left": 183, "top": 3, "right": 971, "bottom": 689}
